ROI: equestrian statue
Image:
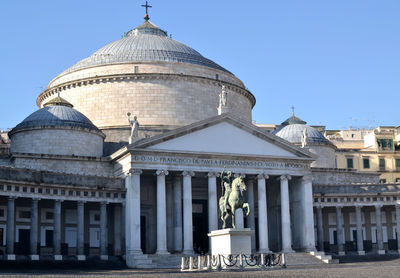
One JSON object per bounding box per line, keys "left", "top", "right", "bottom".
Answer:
{"left": 219, "top": 169, "right": 250, "bottom": 229}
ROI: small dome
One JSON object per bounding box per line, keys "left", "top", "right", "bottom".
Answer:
{"left": 62, "top": 20, "right": 230, "bottom": 74}
{"left": 9, "top": 104, "right": 102, "bottom": 136}
{"left": 274, "top": 124, "right": 330, "bottom": 145}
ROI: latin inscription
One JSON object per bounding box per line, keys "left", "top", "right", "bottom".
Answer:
{"left": 132, "top": 155, "right": 309, "bottom": 169}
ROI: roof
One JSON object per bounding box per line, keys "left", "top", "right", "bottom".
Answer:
{"left": 9, "top": 105, "right": 103, "bottom": 136}
{"left": 274, "top": 124, "right": 331, "bottom": 145}
{"left": 61, "top": 20, "right": 231, "bottom": 75}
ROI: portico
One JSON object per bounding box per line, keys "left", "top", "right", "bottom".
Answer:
{"left": 112, "top": 114, "right": 317, "bottom": 267}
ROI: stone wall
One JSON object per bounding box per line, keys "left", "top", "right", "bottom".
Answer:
{"left": 38, "top": 63, "right": 254, "bottom": 129}
{"left": 0, "top": 165, "right": 123, "bottom": 189}
{"left": 10, "top": 128, "right": 104, "bottom": 157}
{"left": 12, "top": 156, "right": 113, "bottom": 177}
{"left": 308, "top": 145, "right": 336, "bottom": 168}
{"left": 311, "top": 168, "right": 380, "bottom": 185}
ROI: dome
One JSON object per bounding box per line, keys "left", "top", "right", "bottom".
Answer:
{"left": 62, "top": 20, "right": 230, "bottom": 75}
{"left": 9, "top": 98, "right": 102, "bottom": 136}
{"left": 9, "top": 97, "right": 104, "bottom": 157}
{"left": 274, "top": 124, "right": 330, "bottom": 145}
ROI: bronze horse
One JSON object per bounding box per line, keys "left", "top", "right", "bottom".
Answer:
{"left": 219, "top": 176, "right": 250, "bottom": 229}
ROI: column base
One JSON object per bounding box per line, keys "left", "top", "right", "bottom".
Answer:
{"left": 30, "top": 255, "right": 39, "bottom": 261}
{"left": 377, "top": 250, "right": 385, "bottom": 255}
{"left": 338, "top": 251, "right": 346, "bottom": 256}
{"left": 156, "top": 250, "right": 170, "bottom": 255}
{"left": 100, "top": 255, "right": 109, "bottom": 260}
{"left": 357, "top": 251, "right": 365, "bottom": 255}
{"left": 77, "top": 255, "right": 86, "bottom": 261}
{"left": 182, "top": 250, "right": 195, "bottom": 255}
{"left": 258, "top": 249, "right": 272, "bottom": 254}
{"left": 282, "top": 248, "right": 295, "bottom": 253}
{"left": 7, "top": 254, "right": 16, "bottom": 260}
{"left": 54, "top": 255, "right": 63, "bottom": 261}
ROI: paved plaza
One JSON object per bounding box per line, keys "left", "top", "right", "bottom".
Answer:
{"left": 0, "top": 259, "right": 400, "bottom": 278}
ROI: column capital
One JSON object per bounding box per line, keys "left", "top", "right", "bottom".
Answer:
{"left": 77, "top": 200, "right": 87, "bottom": 205}
{"left": 128, "top": 169, "right": 143, "bottom": 176}
{"left": 316, "top": 204, "right": 324, "bottom": 209}
{"left": 278, "top": 175, "right": 291, "bottom": 181}
{"left": 395, "top": 203, "right": 400, "bottom": 209}
{"left": 355, "top": 204, "right": 363, "bottom": 209}
{"left": 257, "top": 173, "right": 269, "bottom": 180}
{"left": 32, "top": 198, "right": 40, "bottom": 202}
{"left": 302, "top": 175, "right": 313, "bottom": 183}
{"left": 156, "top": 170, "right": 169, "bottom": 176}
{"left": 8, "top": 196, "right": 16, "bottom": 201}
{"left": 207, "top": 172, "right": 220, "bottom": 178}
{"left": 336, "top": 204, "right": 343, "bottom": 209}
{"left": 374, "top": 203, "right": 383, "bottom": 209}
{"left": 182, "top": 171, "right": 195, "bottom": 177}
{"left": 234, "top": 173, "right": 246, "bottom": 178}
{"left": 100, "top": 201, "right": 109, "bottom": 206}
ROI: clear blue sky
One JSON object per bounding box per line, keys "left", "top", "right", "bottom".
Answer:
{"left": 1, "top": 0, "right": 399, "bottom": 130}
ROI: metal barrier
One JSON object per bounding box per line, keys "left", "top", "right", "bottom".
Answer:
{"left": 181, "top": 253, "right": 285, "bottom": 272}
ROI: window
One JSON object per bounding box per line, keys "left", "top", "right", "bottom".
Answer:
{"left": 134, "top": 66, "right": 139, "bottom": 74}
{"left": 377, "top": 139, "right": 393, "bottom": 151}
{"left": 363, "top": 158, "right": 370, "bottom": 169}
{"left": 395, "top": 178, "right": 400, "bottom": 183}
{"left": 379, "top": 158, "right": 386, "bottom": 171}
{"left": 396, "top": 159, "right": 400, "bottom": 170}
{"left": 19, "top": 211, "right": 30, "bottom": 219}
{"left": 215, "top": 74, "right": 219, "bottom": 80}
{"left": 346, "top": 157, "right": 354, "bottom": 169}
{"left": 380, "top": 179, "right": 387, "bottom": 184}
{"left": 46, "top": 211, "right": 54, "bottom": 220}
{"left": 0, "top": 209, "right": 4, "bottom": 218}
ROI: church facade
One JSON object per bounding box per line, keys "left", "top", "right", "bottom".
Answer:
{"left": 0, "top": 10, "right": 399, "bottom": 268}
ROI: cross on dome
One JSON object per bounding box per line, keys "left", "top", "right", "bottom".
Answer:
{"left": 141, "top": 1, "right": 152, "bottom": 21}
{"left": 291, "top": 105, "right": 295, "bottom": 116}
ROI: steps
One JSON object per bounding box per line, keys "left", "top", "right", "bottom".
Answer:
{"left": 128, "top": 253, "right": 153, "bottom": 268}
{"left": 285, "top": 252, "right": 337, "bottom": 266}
{"left": 309, "top": 251, "right": 339, "bottom": 264}
{"left": 148, "top": 254, "right": 182, "bottom": 269}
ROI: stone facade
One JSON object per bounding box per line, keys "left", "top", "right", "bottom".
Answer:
{"left": 10, "top": 128, "right": 104, "bottom": 157}
{"left": 37, "top": 63, "right": 254, "bottom": 130}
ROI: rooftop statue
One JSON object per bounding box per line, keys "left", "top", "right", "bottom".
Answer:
{"left": 127, "top": 113, "right": 139, "bottom": 144}
{"left": 219, "top": 169, "right": 250, "bottom": 229}
{"left": 219, "top": 85, "right": 227, "bottom": 107}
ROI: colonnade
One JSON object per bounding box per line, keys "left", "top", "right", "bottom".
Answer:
{"left": 315, "top": 204, "right": 400, "bottom": 254}
{"left": 125, "top": 169, "right": 315, "bottom": 261}
{"left": 4, "top": 197, "right": 121, "bottom": 260}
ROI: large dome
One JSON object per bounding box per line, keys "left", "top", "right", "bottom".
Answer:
{"left": 36, "top": 18, "right": 254, "bottom": 150}
{"left": 274, "top": 124, "right": 330, "bottom": 145}
{"left": 62, "top": 21, "right": 230, "bottom": 75}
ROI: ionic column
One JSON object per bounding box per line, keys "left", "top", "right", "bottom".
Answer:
{"left": 257, "top": 174, "right": 270, "bottom": 253}
{"left": 396, "top": 205, "right": 400, "bottom": 251}
{"left": 301, "top": 175, "right": 316, "bottom": 251}
{"left": 182, "top": 171, "right": 195, "bottom": 254}
{"left": 125, "top": 169, "right": 143, "bottom": 268}
{"left": 316, "top": 205, "right": 324, "bottom": 251}
{"left": 375, "top": 204, "right": 384, "bottom": 254}
{"left": 100, "top": 201, "right": 108, "bottom": 259}
{"left": 156, "top": 170, "right": 169, "bottom": 255}
{"left": 336, "top": 205, "right": 345, "bottom": 255}
{"left": 30, "top": 198, "right": 39, "bottom": 260}
{"left": 279, "top": 175, "right": 293, "bottom": 253}
{"left": 113, "top": 204, "right": 122, "bottom": 256}
{"left": 173, "top": 176, "right": 183, "bottom": 252}
{"left": 355, "top": 205, "right": 364, "bottom": 255}
{"left": 77, "top": 201, "right": 85, "bottom": 260}
{"left": 6, "top": 197, "right": 15, "bottom": 258}
{"left": 53, "top": 200, "right": 62, "bottom": 259}
{"left": 208, "top": 172, "right": 219, "bottom": 233}
{"left": 247, "top": 178, "right": 256, "bottom": 252}
{"left": 121, "top": 203, "right": 126, "bottom": 255}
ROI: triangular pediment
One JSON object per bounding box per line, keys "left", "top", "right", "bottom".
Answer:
{"left": 128, "top": 114, "right": 314, "bottom": 160}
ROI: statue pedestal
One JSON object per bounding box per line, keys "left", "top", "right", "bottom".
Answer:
{"left": 208, "top": 228, "right": 252, "bottom": 256}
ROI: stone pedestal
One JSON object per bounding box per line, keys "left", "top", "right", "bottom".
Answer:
{"left": 208, "top": 228, "right": 252, "bottom": 255}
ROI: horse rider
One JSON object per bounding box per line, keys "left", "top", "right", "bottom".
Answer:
{"left": 221, "top": 170, "right": 233, "bottom": 214}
